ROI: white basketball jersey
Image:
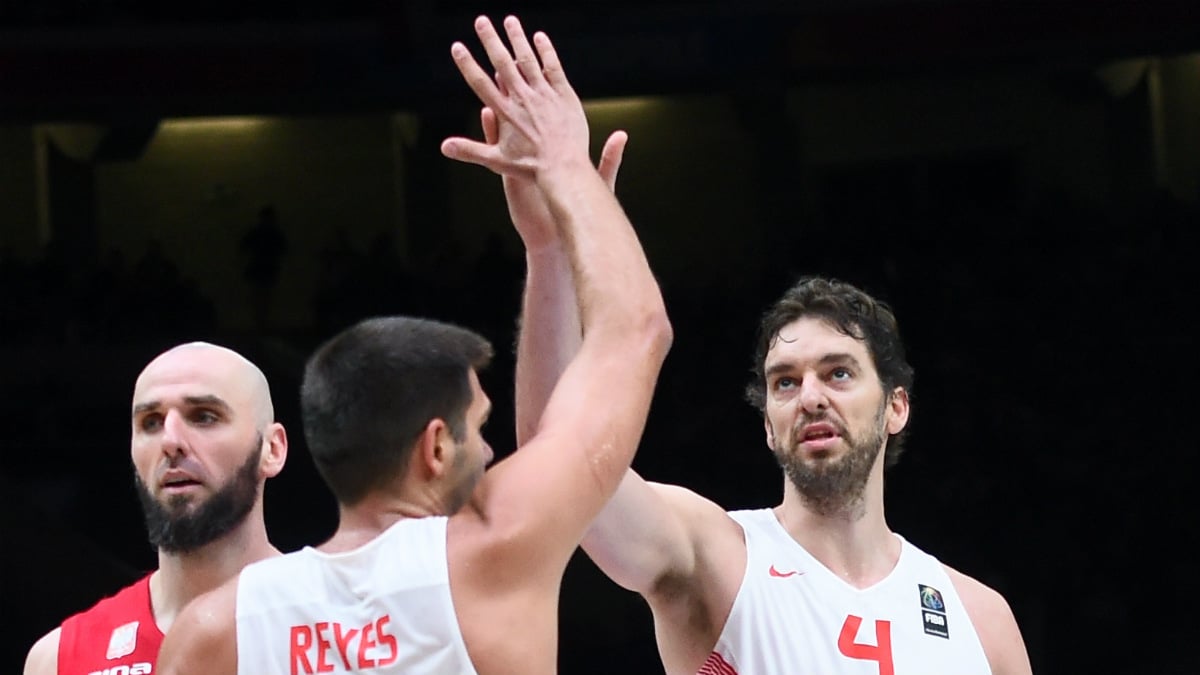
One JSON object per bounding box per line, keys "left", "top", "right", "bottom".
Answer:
{"left": 235, "top": 516, "right": 478, "bottom": 675}
{"left": 701, "top": 509, "right": 990, "bottom": 675}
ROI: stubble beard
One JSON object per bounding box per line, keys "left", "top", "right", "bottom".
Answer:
{"left": 773, "top": 405, "right": 887, "bottom": 517}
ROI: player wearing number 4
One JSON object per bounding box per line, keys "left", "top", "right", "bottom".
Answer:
{"left": 519, "top": 265, "right": 1033, "bottom": 671}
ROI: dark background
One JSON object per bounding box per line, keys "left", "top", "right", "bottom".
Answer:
{"left": 2, "top": 1, "right": 1198, "bottom": 673}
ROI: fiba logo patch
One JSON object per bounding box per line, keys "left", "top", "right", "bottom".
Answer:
{"left": 918, "top": 584, "right": 949, "bottom": 639}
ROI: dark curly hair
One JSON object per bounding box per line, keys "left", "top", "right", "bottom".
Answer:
{"left": 745, "top": 276, "right": 914, "bottom": 466}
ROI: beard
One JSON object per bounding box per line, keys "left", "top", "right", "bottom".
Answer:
{"left": 443, "top": 440, "right": 483, "bottom": 516}
{"left": 133, "top": 434, "right": 262, "bottom": 554}
{"left": 772, "top": 404, "right": 887, "bottom": 516}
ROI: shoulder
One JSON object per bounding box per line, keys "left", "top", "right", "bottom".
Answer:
{"left": 647, "top": 481, "right": 747, "bottom": 534}
{"left": 62, "top": 576, "right": 150, "bottom": 624}
{"left": 942, "top": 564, "right": 1033, "bottom": 675}
{"left": 35, "top": 576, "right": 152, "bottom": 673}
{"left": 23, "top": 627, "right": 61, "bottom": 675}
{"left": 158, "top": 579, "right": 240, "bottom": 675}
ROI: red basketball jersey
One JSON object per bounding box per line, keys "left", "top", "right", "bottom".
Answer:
{"left": 57, "top": 575, "right": 162, "bottom": 675}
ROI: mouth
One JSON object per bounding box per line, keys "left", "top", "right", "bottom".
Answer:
{"left": 159, "top": 473, "right": 203, "bottom": 495}
{"left": 797, "top": 423, "right": 842, "bottom": 451}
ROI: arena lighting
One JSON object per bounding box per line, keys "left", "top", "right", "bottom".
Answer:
{"left": 583, "top": 96, "right": 660, "bottom": 116}
{"left": 159, "top": 117, "right": 267, "bottom": 132}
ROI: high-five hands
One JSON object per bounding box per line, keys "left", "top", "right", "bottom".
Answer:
{"left": 478, "top": 105, "right": 628, "bottom": 250}
{"left": 441, "top": 15, "right": 592, "bottom": 181}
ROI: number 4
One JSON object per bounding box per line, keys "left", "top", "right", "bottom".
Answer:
{"left": 837, "top": 614, "right": 894, "bottom": 675}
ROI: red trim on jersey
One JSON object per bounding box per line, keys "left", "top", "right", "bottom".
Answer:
{"left": 699, "top": 651, "right": 739, "bottom": 675}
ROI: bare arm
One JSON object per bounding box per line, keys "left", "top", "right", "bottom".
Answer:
{"left": 489, "top": 65, "right": 744, "bottom": 671}
{"left": 492, "top": 104, "right": 626, "bottom": 446}
{"left": 156, "top": 583, "right": 239, "bottom": 675}
{"left": 441, "top": 14, "right": 672, "bottom": 570}
{"left": 481, "top": 23, "right": 739, "bottom": 614}
{"left": 22, "top": 628, "right": 59, "bottom": 675}
{"left": 945, "top": 566, "right": 1033, "bottom": 675}
{"left": 484, "top": 43, "right": 729, "bottom": 609}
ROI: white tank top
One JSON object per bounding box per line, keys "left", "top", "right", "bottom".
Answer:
{"left": 235, "top": 516, "right": 478, "bottom": 675}
{"left": 701, "top": 509, "right": 990, "bottom": 675}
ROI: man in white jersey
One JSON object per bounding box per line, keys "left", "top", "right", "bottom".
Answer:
{"left": 518, "top": 261, "right": 1032, "bottom": 670}
{"left": 154, "top": 14, "right": 671, "bottom": 675}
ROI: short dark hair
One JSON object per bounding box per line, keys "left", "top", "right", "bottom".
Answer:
{"left": 745, "top": 276, "right": 914, "bottom": 466}
{"left": 301, "top": 316, "right": 494, "bottom": 505}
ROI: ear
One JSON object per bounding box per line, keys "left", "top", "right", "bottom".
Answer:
{"left": 259, "top": 422, "right": 288, "bottom": 479}
{"left": 886, "top": 387, "right": 910, "bottom": 435}
{"left": 417, "top": 418, "right": 454, "bottom": 479}
{"left": 763, "top": 415, "right": 776, "bottom": 450}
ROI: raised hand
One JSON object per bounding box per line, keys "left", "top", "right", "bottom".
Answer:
{"left": 441, "top": 16, "right": 590, "bottom": 181}
{"left": 481, "top": 104, "right": 629, "bottom": 250}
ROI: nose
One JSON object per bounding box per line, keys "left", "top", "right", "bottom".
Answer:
{"left": 160, "top": 409, "right": 189, "bottom": 459}
{"left": 796, "top": 377, "right": 828, "bottom": 414}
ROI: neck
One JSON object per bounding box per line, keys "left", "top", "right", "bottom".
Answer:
{"left": 775, "top": 463, "right": 898, "bottom": 588}
{"left": 149, "top": 509, "right": 277, "bottom": 633}
{"left": 322, "top": 489, "right": 443, "bottom": 554}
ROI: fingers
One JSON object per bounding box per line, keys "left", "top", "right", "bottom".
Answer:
{"left": 450, "top": 41, "right": 505, "bottom": 113}
{"left": 493, "top": 69, "right": 510, "bottom": 98}
{"left": 480, "top": 107, "right": 499, "bottom": 145}
{"left": 597, "top": 131, "right": 629, "bottom": 193}
{"left": 473, "top": 16, "right": 527, "bottom": 96}
{"left": 440, "top": 136, "right": 501, "bottom": 172}
{"left": 503, "top": 16, "right": 544, "bottom": 84}
{"left": 533, "top": 31, "right": 567, "bottom": 88}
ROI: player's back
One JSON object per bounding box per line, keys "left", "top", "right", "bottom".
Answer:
{"left": 235, "top": 517, "right": 477, "bottom": 675}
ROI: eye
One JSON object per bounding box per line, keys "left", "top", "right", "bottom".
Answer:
{"left": 830, "top": 367, "right": 853, "bottom": 381}
{"left": 774, "top": 376, "right": 797, "bottom": 390}
{"left": 190, "top": 409, "right": 220, "bottom": 425}
{"left": 139, "top": 414, "right": 163, "bottom": 432}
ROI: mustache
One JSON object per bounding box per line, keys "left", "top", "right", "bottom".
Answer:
{"left": 154, "top": 456, "right": 207, "bottom": 484}
{"left": 791, "top": 413, "right": 848, "bottom": 438}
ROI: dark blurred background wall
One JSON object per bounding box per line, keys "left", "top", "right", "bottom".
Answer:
{"left": 2, "top": 2, "right": 1198, "bottom": 673}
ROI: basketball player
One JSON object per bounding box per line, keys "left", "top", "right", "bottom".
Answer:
{"left": 23, "top": 342, "right": 288, "bottom": 675}
{"left": 519, "top": 265, "right": 1034, "bottom": 670}
{"left": 154, "top": 15, "right": 671, "bottom": 675}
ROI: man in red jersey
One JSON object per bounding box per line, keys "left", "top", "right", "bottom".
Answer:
{"left": 23, "top": 342, "right": 288, "bottom": 675}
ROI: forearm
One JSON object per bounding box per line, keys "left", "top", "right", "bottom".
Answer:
{"left": 538, "top": 163, "right": 667, "bottom": 343}
{"left": 514, "top": 240, "right": 581, "bottom": 445}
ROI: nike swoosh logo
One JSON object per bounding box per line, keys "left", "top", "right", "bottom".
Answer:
{"left": 769, "top": 565, "right": 803, "bottom": 578}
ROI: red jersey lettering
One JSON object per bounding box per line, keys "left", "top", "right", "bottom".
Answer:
{"left": 289, "top": 615, "right": 399, "bottom": 671}
{"left": 332, "top": 623, "right": 360, "bottom": 669}
{"left": 289, "top": 625, "right": 314, "bottom": 675}
{"left": 314, "top": 622, "right": 334, "bottom": 673}
{"left": 375, "top": 615, "right": 398, "bottom": 667}
{"left": 837, "top": 614, "right": 894, "bottom": 675}
{"left": 359, "top": 620, "right": 378, "bottom": 668}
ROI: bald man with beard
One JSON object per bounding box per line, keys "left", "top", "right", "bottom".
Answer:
{"left": 23, "top": 342, "right": 288, "bottom": 675}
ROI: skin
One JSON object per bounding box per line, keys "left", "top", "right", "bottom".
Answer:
{"left": 155, "top": 16, "right": 671, "bottom": 675}
{"left": 581, "top": 321, "right": 1033, "bottom": 675}
{"left": 23, "top": 342, "right": 287, "bottom": 675}
{"left": 507, "top": 138, "right": 1033, "bottom": 674}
